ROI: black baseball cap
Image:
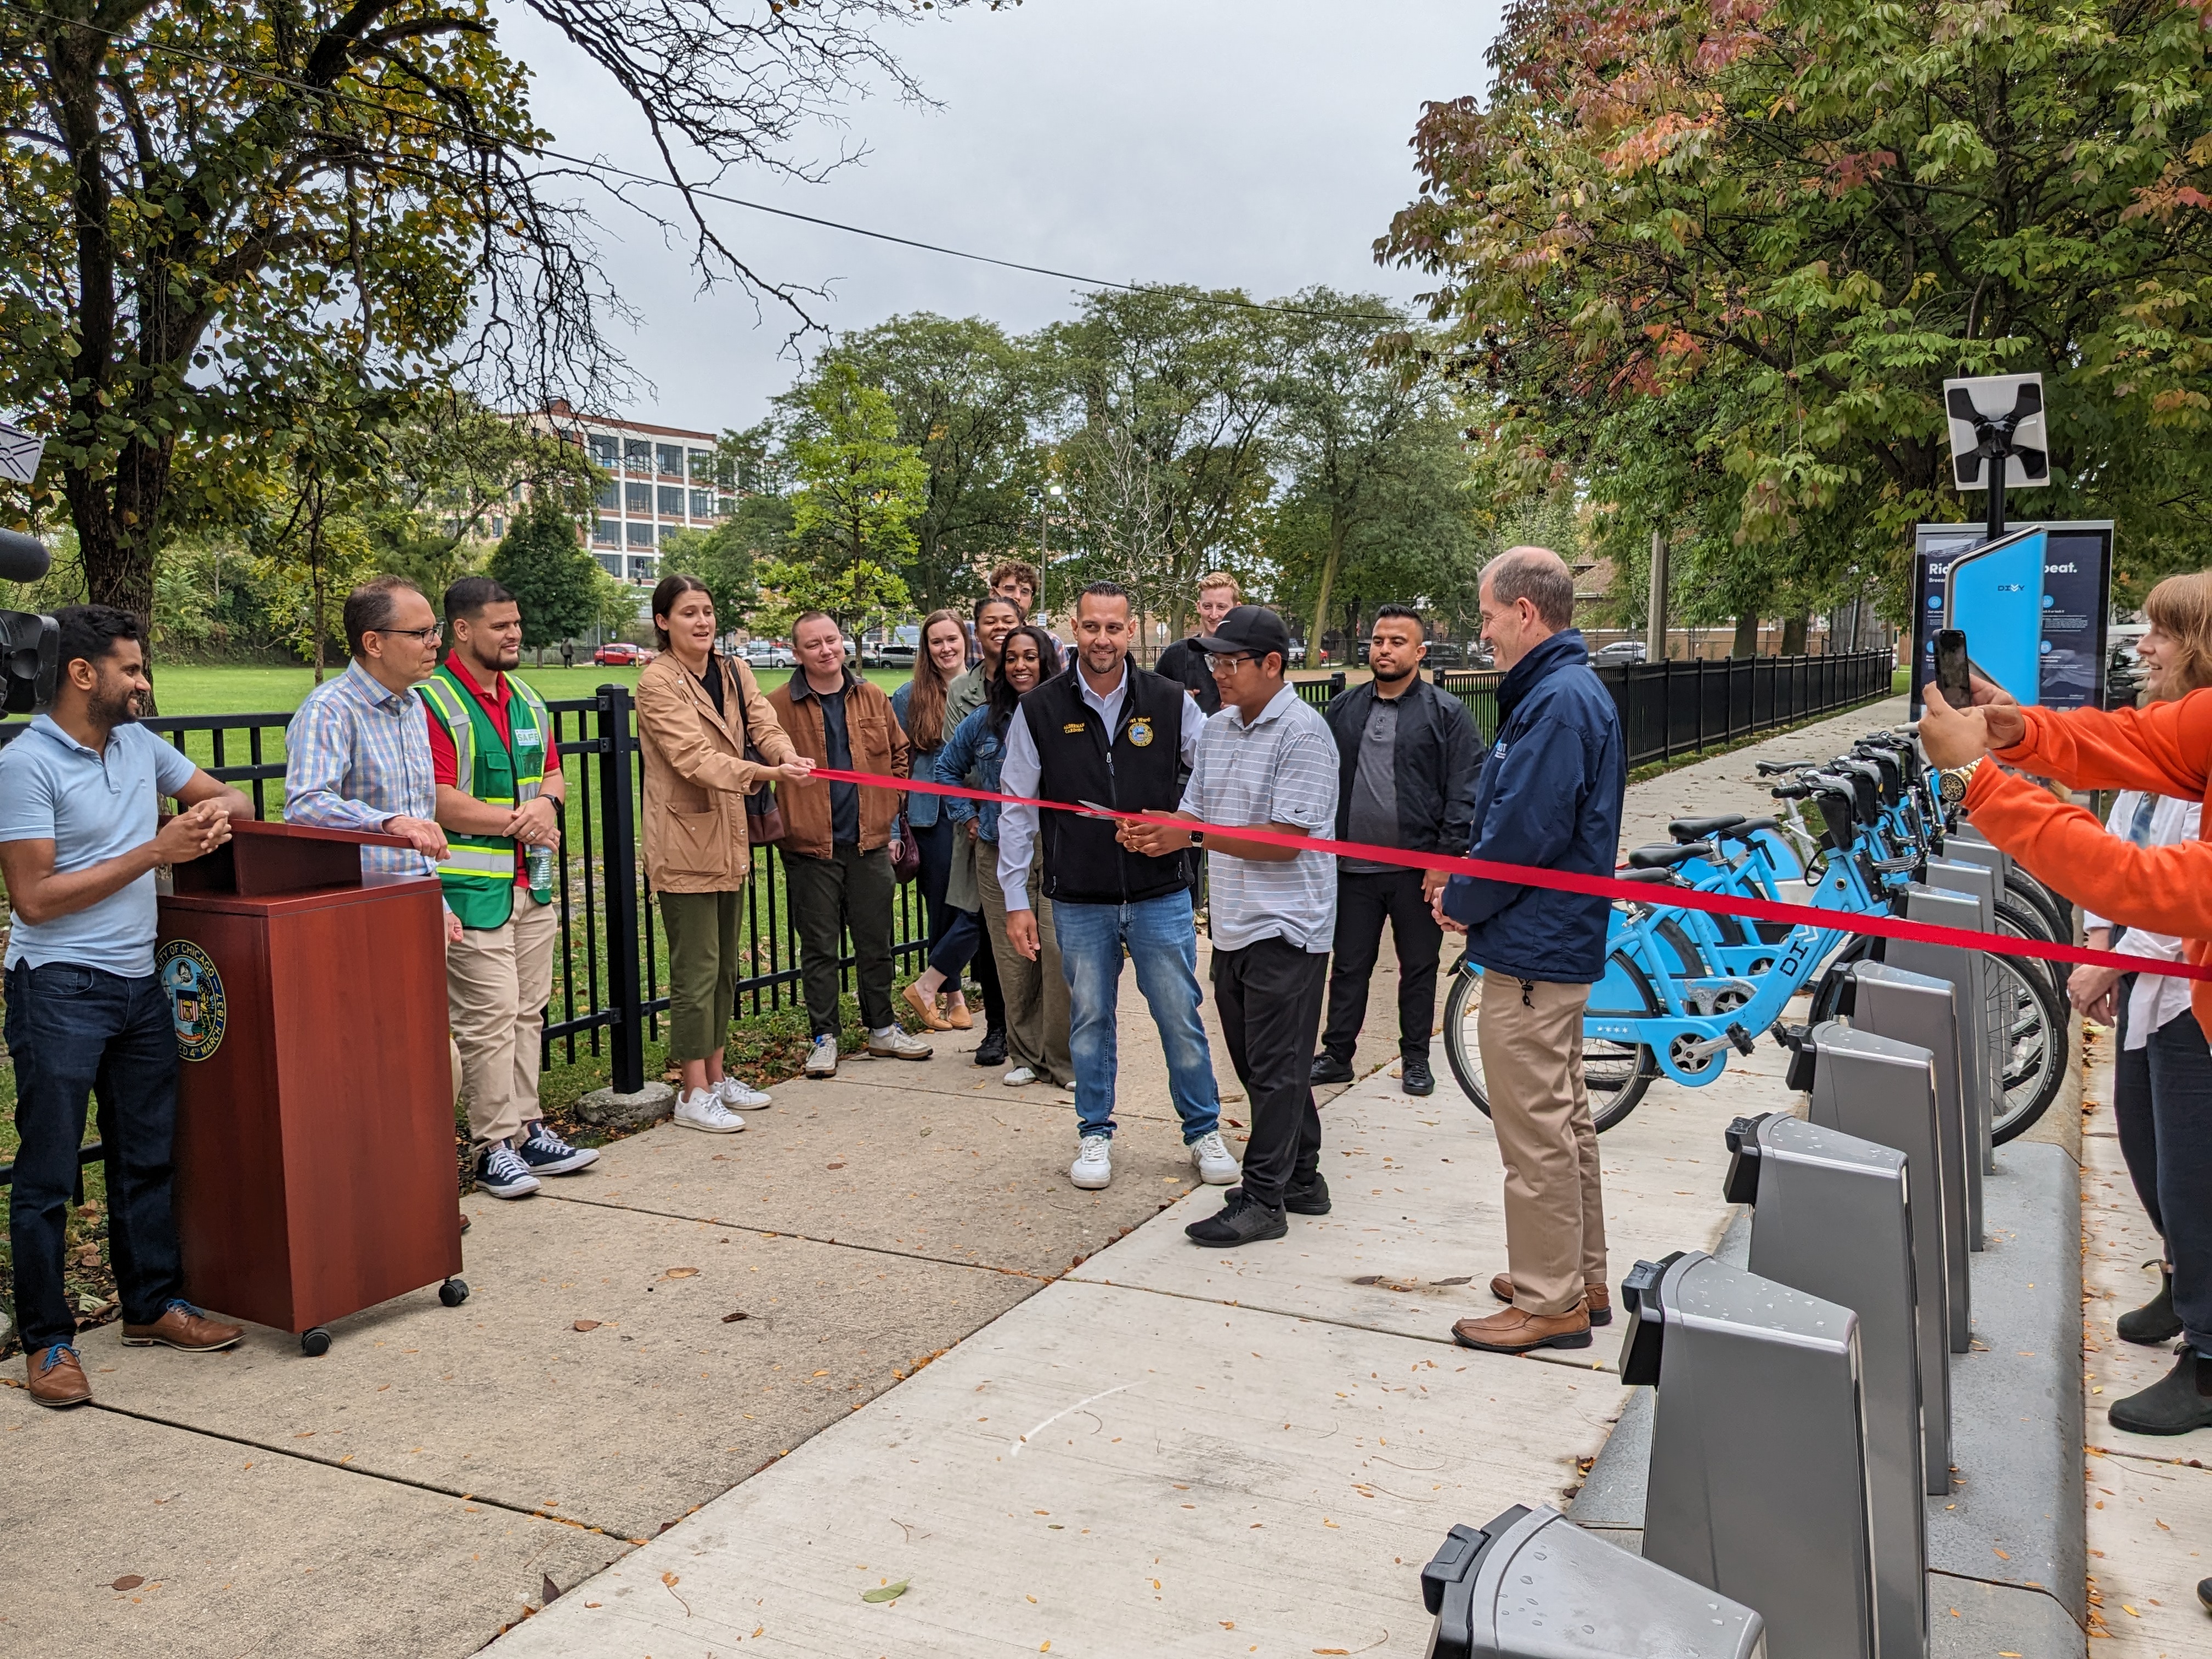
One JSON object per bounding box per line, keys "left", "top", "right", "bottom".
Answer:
{"left": 1194, "top": 605, "right": 1292, "bottom": 662}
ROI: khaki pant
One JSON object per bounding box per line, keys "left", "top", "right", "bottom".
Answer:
{"left": 1479, "top": 974, "right": 1607, "bottom": 1317}
{"left": 447, "top": 893, "right": 560, "bottom": 1150}
{"left": 978, "top": 845, "right": 1073, "bottom": 1087}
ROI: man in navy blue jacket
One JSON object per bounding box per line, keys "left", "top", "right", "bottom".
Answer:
{"left": 1435, "top": 548, "right": 1626, "bottom": 1356}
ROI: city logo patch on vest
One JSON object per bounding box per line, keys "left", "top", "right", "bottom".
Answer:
{"left": 157, "top": 940, "right": 226, "bottom": 1062}
{"left": 1127, "top": 718, "right": 1155, "bottom": 747}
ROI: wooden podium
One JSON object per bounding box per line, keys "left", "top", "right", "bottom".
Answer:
{"left": 156, "top": 819, "right": 465, "bottom": 1353}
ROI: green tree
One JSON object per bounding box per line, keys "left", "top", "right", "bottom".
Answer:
{"left": 785, "top": 362, "right": 930, "bottom": 582}
{"left": 659, "top": 508, "right": 769, "bottom": 630}
{"left": 810, "top": 314, "right": 1045, "bottom": 611}
{"left": 0, "top": 0, "right": 964, "bottom": 632}
{"left": 490, "top": 496, "right": 599, "bottom": 663}
{"left": 750, "top": 555, "right": 911, "bottom": 639}
{"left": 1378, "top": 0, "right": 2212, "bottom": 618}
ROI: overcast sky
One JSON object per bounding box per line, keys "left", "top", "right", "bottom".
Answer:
{"left": 504, "top": 0, "right": 1503, "bottom": 433}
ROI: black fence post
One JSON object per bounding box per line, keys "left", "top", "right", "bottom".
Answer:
{"left": 596, "top": 683, "right": 647, "bottom": 1095}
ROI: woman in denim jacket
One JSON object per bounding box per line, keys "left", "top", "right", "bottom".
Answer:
{"left": 938, "top": 624, "right": 1072, "bottom": 1088}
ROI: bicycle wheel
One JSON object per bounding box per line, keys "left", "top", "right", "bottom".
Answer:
{"left": 1442, "top": 950, "right": 1660, "bottom": 1133}
{"left": 1992, "top": 893, "right": 2064, "bottom": 999}
{"left": 1990, "top": 951, "right": 2068, "bottom": 1143}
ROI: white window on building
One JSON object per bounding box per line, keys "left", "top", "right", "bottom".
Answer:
{"left": 658, "top": 523, "right": 683, "bottom": 546}
{"left": 689, "top": 489, "right": 712, "bottom": 518}
{"left": 657, "top": 484, "right": 684, "bottom": 517}
{"left": 592, "top": 517, "right": 618, "bottom": 545}
{"left": 588, "top": 435, "right": 619, "bottom": 468}
{"left": 624, "top": 481, "right": 651, "bottom": 514}
{"left": 625, "top": 522, "right": 655, "bottom": 547}
{"left": 594, "top": 479, "right": 618, "bottom": 510}
{"left": 623, "top": 438, "right": 652, "bottom": 470}
{"left": 689, "top": 448, "right": 715, "bottom": 482}
{"left": 594, "top": 553, "right": 623, "bottom": 577}
{"left": 657, "top": 443, "right": 683, "bottom": 476}
{"left": 628, "top": 555, "right": 657, "bottom": 581}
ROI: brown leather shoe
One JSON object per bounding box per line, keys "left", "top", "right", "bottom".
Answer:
{"left": 121, "top": 1301, "right": 244, "bottom": 1352}
{"left": 1452, "top": 1302, "right": 1594, "bottom": 1354}
{"left": 1489, "top": 1272, "right": 1612, "bottom": 1325}
{"left": 25, "top": 1343, "right": 92, "bottom": 1408}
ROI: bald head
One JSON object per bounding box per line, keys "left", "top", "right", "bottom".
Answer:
{"left": 1479, "top": 546, "right": 1577, "bottom": 672}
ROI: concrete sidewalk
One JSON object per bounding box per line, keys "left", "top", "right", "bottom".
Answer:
{"left": 2, "top": 693, "right": 1906, "bottom": 1658}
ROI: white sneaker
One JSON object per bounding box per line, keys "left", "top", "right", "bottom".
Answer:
{"left": 1189, "top": 1130, "right": 1239, "bottom": 1185}
{"left": 1002, "top": 1065, "right": 1038, "bottom": 1087}
{"left": 804, "top": 1036, "right": 838, "bottom": 1077}
{"left": 867, "top": 1024, "right": 933, "bottom": 1061}
{"left": 673, "top": 1088, "right": 744, "bottom": 1133}
{"left": 1069, "top": 1134, "right": 1113, "bottom": 1190}
{"left": 718, "top": 1075, "right": 771, "bottom": 1111}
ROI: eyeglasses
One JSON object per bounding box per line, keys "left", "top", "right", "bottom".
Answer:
{"left": 1204, "top": 653, "right": 1253, "bottom": 674}
{"left": 374, "top": 624, "right": 444, "bottom": 643}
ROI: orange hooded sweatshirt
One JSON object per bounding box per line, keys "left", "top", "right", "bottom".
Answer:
{"left": 1962, "top": 689, "right": 2212, "bottom": 1033}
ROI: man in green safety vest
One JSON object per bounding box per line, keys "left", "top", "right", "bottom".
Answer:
{"left": 423, "top": 577, "right": 595, "bottom": 1200}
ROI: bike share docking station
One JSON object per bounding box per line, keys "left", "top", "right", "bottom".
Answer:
{"left": 1800, "top": 1020, "right": 1955, "bottom": 1489}
{"left": 1841, "top": 963, "right": 1976, "bottom": 1349}
{"left": 1888, "top": 881, "right": 1998, "bottom": 1245}
{"left": 1726, "top": 1113, "right": 1929, "bottom": 1659}
{"left": 1615, "top": 1250, "right": 1878, "bottom": 1659}
{"left": 1419, "top": 1504, "right": 1766, "bottom": 1659}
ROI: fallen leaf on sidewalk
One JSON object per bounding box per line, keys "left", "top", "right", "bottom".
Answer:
{"left": 827, "top": 1163, "right": 846, "bottom": 1170}
{"left": 665, "top": 1267, "right": 699, "bottom": 1279}
{"left": 573, "top": 1320, "right": 600, "bottom": 1331}
{"left": 110, "top": 1576, "right": 144, "bottom": 1592}
{"left": 722, "top": 1311, "right": 749, "bottom": 1323}
{"left": 541, "top": 1575, "right": 561, "bottom": 1605}
{"left": 861, "top": 1579, "right": 909, "bottom": 1603}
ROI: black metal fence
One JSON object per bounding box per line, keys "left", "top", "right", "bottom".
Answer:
{"left": 1295, "top": 650, "right": 1894, "bottom": 768}
{"left": 1, "top": 648, "right": 1890, "bottom": 1109}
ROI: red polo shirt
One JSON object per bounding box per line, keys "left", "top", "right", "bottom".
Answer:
{"left": 426, "top": 656, "right": 561, "bottom": 885}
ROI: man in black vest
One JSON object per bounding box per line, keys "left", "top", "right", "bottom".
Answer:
{"left": 1000, "top": 582, "right": 1241, "bottom": 1194}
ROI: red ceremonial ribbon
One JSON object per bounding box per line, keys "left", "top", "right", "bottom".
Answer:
{"left": 795, "top": 767, "right": 2212, "bottom": 983}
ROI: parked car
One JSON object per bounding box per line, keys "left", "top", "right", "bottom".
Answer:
{"left": 1589, "top": 640, "right": 1649, "bottom": 665}
{"left": 593, "top": 641, "right": 641, "bottom": 665}
{"left": 881, "top": 624, "right": 922, "bottom": 670}
{"left": 742, "top": 640, "right": 795, "bottom": 670}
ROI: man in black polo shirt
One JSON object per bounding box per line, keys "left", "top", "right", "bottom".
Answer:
{"left": 1000, "top": 582, "right": 1240, "bottom": 1194}
{"left": 1311, "top": 604, "right": 1481, "bottom": 1097}
{"left": 1155, "top": 571, "right": 1239, "bottom": 716}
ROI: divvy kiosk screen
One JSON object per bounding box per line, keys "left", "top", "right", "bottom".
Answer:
{"left": 1911, "top": 522, "right": 2112, "bottom": 718}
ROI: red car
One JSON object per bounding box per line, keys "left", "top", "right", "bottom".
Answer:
{"left": 592, "top": 642, "right": 641, "bottom": 665}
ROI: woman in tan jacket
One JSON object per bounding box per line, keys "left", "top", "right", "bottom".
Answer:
{"left": 636, "top": 575, "right": 812, "bottom": 1131}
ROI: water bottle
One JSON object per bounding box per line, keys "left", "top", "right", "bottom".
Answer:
{"left": 518, "top": 777, "right": 556, "bottom": 891}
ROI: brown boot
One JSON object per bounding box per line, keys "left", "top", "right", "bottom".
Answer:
{"left": 25, "top": 1342, "right": 92, "bottom": 1408}
{"left": 121, "top": 1301, "right": 244, "bottom": 1352}
{"left": 1452, "top": 1302, "right": 1594, "bottom": 1354}
{"left": 1489, "top": 1273, "right": 1612, "bottom": 1326}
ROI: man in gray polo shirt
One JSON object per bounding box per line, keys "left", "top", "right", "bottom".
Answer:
{"left": 0, "top": 606, "right": 252, "bottom": 1407}
{"left": 1118, "top": 606, "right": 1339, "bottom": 1247}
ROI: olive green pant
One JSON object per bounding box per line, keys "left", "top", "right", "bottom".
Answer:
{"left": 660, "top": 888, "right": 743, "bottom": 1064}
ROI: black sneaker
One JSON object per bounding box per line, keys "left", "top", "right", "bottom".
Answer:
{"left": 517, "top": 1120, "right": 599, "bottom": 1176}
{"left": 1310, "top": 1053, "right": 1355, "bottom": 1086}
{"left": 1402, "top": 1058, "right": 1435, "bottom": 1097}
{"left": 1227, "top": 1173, "right": 1331, "bottom": 1216}
{"left": 2107, "top": 1348, "right": 2212, "bottom": 1436}
{"left": 2118, "top": 1265, "right": 2183, "bottom": 1345}
{"left": 475, "top": 1143, "right": 542, "bottom": 1200}
{"left": 1185, "top": 1191, "right": 1289, "bottom": 1248}
{"left": 975, "top": 1030, "right": 1008, "bottom": 1068}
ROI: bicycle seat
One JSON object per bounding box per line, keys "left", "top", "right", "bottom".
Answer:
{"left": 1669, "top": 814, "right": 1746, "bottom": 840}
{"left": 1616, "top": 866, "right": 1680, "bottom": 885}
{"left": 1627, "top": 840, "right": 1715, "bottom": 870}
{"left": 1755, "top": 759, "right": 1817, "bottom": 777}
{"left": 1713, "top": 815, "right": 1784, "bottom": 840}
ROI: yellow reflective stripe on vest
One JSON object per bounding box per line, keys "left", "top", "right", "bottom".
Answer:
{"left": 438, "top": 845, "right": 517, "bottom": 879}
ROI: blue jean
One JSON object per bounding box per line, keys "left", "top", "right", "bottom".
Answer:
{"left": 1053, "top": 891, "right": 1218, "bottom": 1143}
{"left": 5, "top": 960, "right": 185, "bottom": 1355}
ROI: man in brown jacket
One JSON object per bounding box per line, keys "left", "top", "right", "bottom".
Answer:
{"left": 770, "top": 611, "right": 932, "bottom": 1077}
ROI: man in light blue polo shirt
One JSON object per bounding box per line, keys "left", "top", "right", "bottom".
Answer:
{"left": 0, "top": 606, "right": 253, "bottom": 1408}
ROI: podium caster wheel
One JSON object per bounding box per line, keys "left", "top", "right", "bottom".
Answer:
{"left": 301, "top": 1327, "right": 332, "bottom": 1357}
{"left": 439, "top": 1278, "right": 470, "bottom": 1308}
